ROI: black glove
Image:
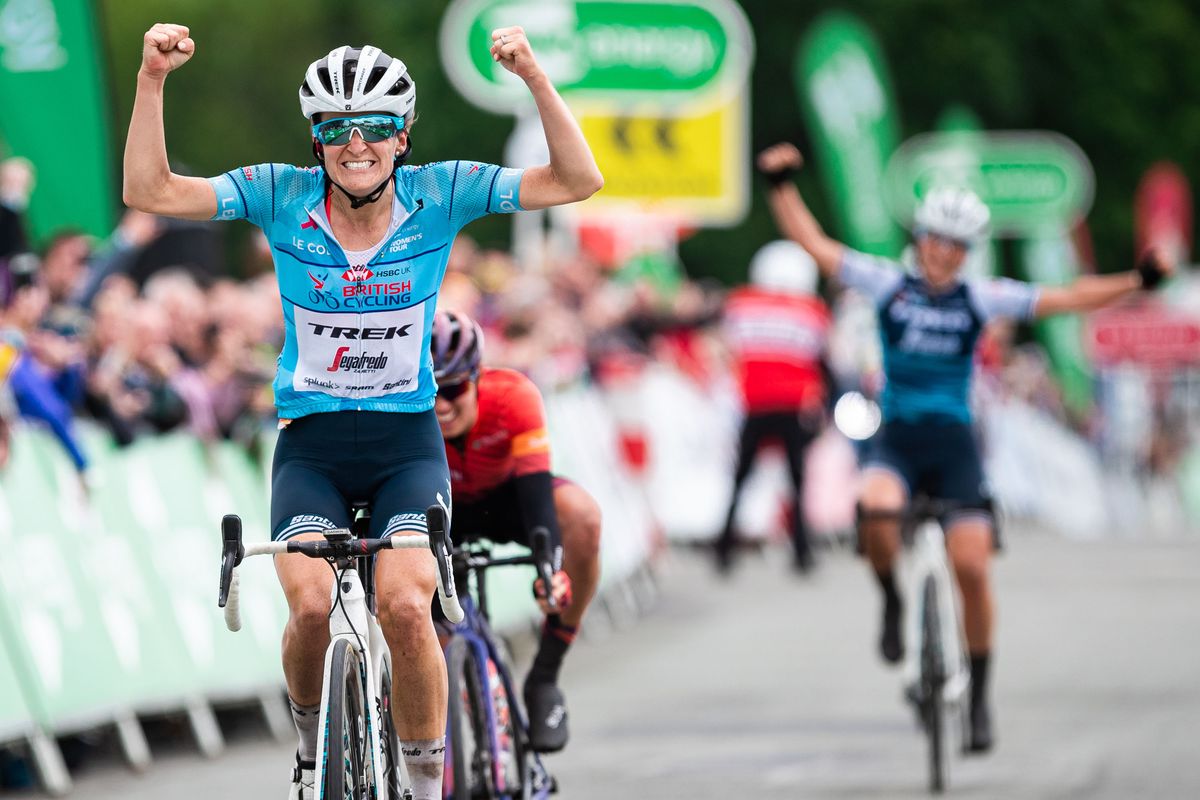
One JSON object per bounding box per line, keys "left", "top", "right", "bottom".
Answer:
{"left": 758, "top": 162, "right": 798, "bottom": 188}
{"left": 1137, "top": 251, "right": 1167, "bottom": 290}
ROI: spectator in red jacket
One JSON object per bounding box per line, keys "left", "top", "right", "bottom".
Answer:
{"left": 715, "top": 240, "right": 831, "bottom": 574}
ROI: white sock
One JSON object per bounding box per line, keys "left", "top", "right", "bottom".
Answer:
{"left": 401, "top": 737, "right": 446, "bottom": 800}
{"left": 289, "top": 697, "right": 321, "bottom": 762}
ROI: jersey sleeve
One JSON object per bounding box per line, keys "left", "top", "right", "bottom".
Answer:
{"left": 968, "top": 277, "right": 1041, "bottom": 322}
{"left": 503, "top": 375, "right": 552, "bottom": 477}
{"left": 207, "top": 163, "right": 317, "bottom": 228}
{"left": 410, "top": 161, "right": 524, "bottom": 231}
{"left": 839, "top": 249, "right": 906, "bottom": 304}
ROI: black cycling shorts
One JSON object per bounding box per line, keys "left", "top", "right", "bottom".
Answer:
{"left": 270, "top": 410, "right": 450, "bottom": 541}
{"left": 863, "top": 419, "right": 991, "bottom": 520}
{"left": 451, "top": 476, "right": 572, "bottom": 547}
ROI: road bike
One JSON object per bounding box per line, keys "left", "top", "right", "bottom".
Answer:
{"left": 442, "top": 528, "right": 558, "bottom": 800}
{"left": 219, "top": 502, "right": 463, "bottom": 800}
{"left": 896, "top": 496, "right": 976, "bottom": 794}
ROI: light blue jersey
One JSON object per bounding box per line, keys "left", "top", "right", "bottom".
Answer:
{"left": 208, "top": 161, "right": 523, "bottom": 418}
{"left": 840, "top": 249, "right": 1040, "bottom": 423}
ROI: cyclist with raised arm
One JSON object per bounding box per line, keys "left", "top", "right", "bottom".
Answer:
{"left": 757, "top": 142, "right": 1171, "bottom": 753}
{"left": 123, "top": 23, "right": 601, "bottom": 800}
{"left": 430, "top": 309, "right": 601, "bottom": 754}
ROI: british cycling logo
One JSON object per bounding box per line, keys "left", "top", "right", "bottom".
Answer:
{"left": 343, "top": 266, "right": 374, "bottom": 282}
{"left": 344, "top": 280, "right": 412, "bottom": 299}
{"left": 326, "top": 347, "right": 389, "bottom": 373}
{"left": 308, "top": 270, "right": 327, "bottom": 290}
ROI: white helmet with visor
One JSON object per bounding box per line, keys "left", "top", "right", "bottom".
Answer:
{"left": 913, "top": 186, "right": 991, "bottom": 245}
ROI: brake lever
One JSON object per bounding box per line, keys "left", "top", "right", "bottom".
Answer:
{"left": 530, "top": 526, "right": 557, "bottom": 612}
{"left": 219, "top": 514, "right": 245, "bottom": 608}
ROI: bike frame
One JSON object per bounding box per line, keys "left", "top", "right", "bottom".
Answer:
{"left": 443, "top": 541, "right": 556, "bottom": 800}
{"left": 311, "top": 563, "right": 393, "bottom": 799}
{"left": 899, "top": 519, "right": 970, "bottom": 711}
{"left": 445, "top": 594, "right": 552, "bottom": 800}
{"left": 219, "top": 509, "right": 463, "bottom": 800}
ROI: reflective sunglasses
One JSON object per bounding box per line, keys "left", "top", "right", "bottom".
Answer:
{"left": 311, "top": 114, "right": 403, "bottom": 146}
{"left": 919, "top": 230, "right": 971, "bottom": 250}
{"left": 436, "top": 379, "right": 473, "bottom": 402}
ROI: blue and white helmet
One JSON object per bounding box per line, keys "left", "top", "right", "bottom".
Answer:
{"left": 913, "top": 186, "right": 991, "bottom": 244}
{"left": 299, "top": 45, "right": 416, "bottom": 127}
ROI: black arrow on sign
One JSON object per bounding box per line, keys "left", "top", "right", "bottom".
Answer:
{"left": 655, "top": 119, "right": 677, "bottom": 153}
{"left": 613, "top": 117, "right": 633, "bottom": 154}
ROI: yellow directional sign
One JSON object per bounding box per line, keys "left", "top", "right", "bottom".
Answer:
{"left": 574, "top": 95, "right": 749, "bottom": 226}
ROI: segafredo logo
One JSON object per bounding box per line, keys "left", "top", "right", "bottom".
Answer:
{"left": 326, "top": 348, "right": 389, "bottom": 373}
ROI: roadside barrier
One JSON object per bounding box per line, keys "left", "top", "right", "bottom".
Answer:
{"left": 0, "top": 384, "right": 662, "bottom": 793}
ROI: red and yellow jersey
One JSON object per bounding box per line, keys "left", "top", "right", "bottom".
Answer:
{"left": 724, "top": 287, "right": 831, "bottom": 413}
{"left": 446, "top": 368, "right": 552, "bottom": 502}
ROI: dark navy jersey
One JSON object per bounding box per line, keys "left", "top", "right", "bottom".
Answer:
{"left": 839, "top": 249, "right": 1039, "bottom": 423}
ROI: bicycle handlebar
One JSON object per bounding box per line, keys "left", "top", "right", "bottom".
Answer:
{"left": 218, "top": 510, "right": 465, "bottom": 632}
{"left": 452, "top": 526, "right": 558, "bottom": 612}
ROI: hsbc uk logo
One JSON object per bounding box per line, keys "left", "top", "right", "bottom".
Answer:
{"left": 326, "top": 348, "right": 389, "bottom": 373}
{"left": 343, "top": 266, "right": 374, "bottom": 282}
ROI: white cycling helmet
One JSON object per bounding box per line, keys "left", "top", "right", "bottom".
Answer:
{"left": 749, "top": 240, "right": 818, "bottom": 295}
{"left": 912, "top": 186, "right": 990, "bottom": 244}
{"left": 299, "top": 45, "right": 415, "bottom": 127}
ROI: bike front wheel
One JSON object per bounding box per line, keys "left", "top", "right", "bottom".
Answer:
{"left": 324, "top": 638, "right": 370, "bottom": 800}
{"left": 921, "top": 575, "right": 947, "bottom": 794}
{"left": 379, "top": 660, "right": 407, "bottom": 799}
{"left": 446, "top": 637, "right": 495, "bottom": 800}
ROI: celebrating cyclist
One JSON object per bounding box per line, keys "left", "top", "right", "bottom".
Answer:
{"left": 714, "top": 240, "right": 831, "bottom": 574}
{"left": 757, "top": 142, "right": 1171, "bottom": 753}
{"left": 430, "top": 309, "right": 601, "bottom": 754}
{"left": 123, "top": 23, "right": 601, "bottom": 800}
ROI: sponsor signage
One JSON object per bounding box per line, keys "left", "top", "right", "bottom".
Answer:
{"left": 794, "top": 11, "right": 904, "bottom": 256}
{"left": 885, "top": 131, "right": 1095, "bottom": 235}
{"left": 1088, "top": 306, "right": 1200, "bottom": 366}
{"left": 440, "top": 0, "right": 754, "bottom": 114}
{"left": 574, "top": 93, "right": 748, "bottom": 225}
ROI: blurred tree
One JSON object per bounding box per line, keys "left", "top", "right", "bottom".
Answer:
{"left": 99, "top": 0, "right": 1200, "bottom": 283}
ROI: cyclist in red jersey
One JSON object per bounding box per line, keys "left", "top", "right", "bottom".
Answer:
{"left": 430, "top": 310, "right": 601, "bottom": 754}
{"left": 715, "top": 240, "right": 832, "bottom": 574}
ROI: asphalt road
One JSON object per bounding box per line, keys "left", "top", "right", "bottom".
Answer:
{"left": 43, "top": 531, "right": 1200, "bottom": 799}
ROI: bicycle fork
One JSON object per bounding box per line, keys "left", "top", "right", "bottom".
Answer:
{"left": 902, "top": 525, "right": 970, "bottom": 706}
{"left": 312, "top": 568, "right": 389, "bottom": 799}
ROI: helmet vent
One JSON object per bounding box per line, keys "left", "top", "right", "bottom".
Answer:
{"left": 343, "top": 59, "right": 358, "bottom": 100}
{"left": 315, "top": 66, "right": 333, "bottom": 95}
{"left": 389, "top": 75, "right": 411, "bottom": 96}
{"left": 364, "top": 65, "right": 389, "bottom": 94}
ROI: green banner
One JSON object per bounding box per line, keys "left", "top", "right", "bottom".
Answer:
{"left": 1020, "top": 233, "right": 1094, "bottom": 416}
{"left": 0, "top": 0, "right": 115, "bottom": 241}
{"left": 794, "top": 11, "right": 904, "bottom": 257}
{"left": 935, "top": 105, "right": 999, "bottom": 279}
